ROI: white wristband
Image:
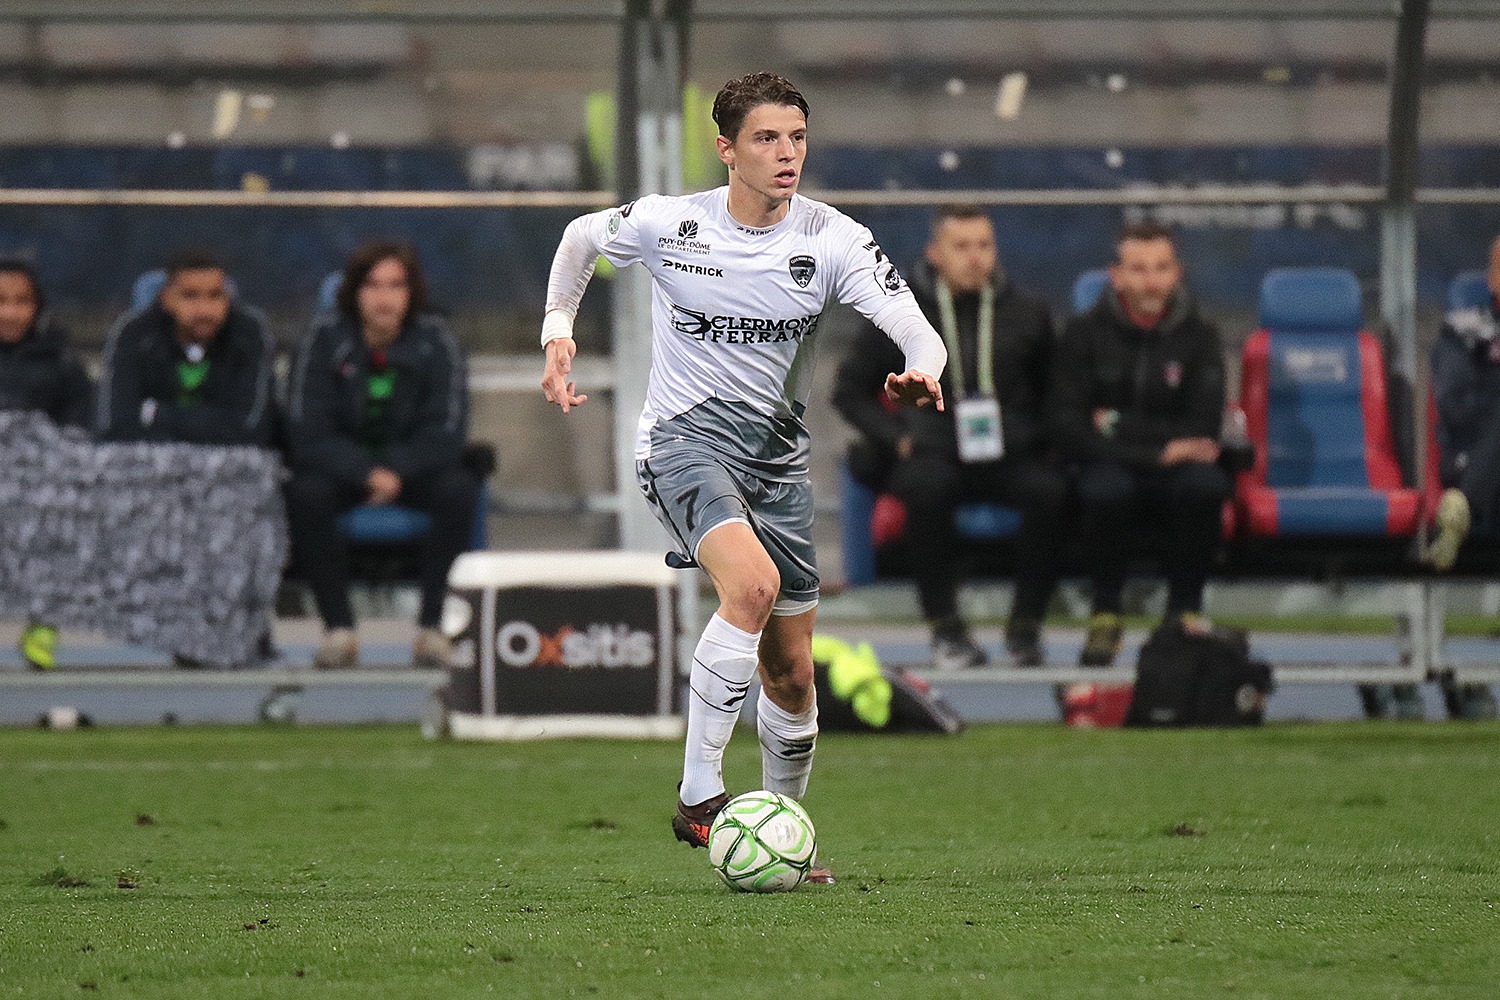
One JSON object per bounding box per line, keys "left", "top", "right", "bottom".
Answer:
{"left": 540, "top": 310, "right": 575, "bottom": 348}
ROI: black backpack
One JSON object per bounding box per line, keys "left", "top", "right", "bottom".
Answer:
{"left": 1125, "top": 621, "right": 1274, "bottom": 727}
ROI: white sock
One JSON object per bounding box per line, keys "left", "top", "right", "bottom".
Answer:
{"left": 681, "top": 614, "right": 761, "bottom": 806}
{"left": 757, "top": 687, "right": 818, "bottom": 800}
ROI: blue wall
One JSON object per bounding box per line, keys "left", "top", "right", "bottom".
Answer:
{"left": 0, "top": 143, "right": 1495, "bottom": 330}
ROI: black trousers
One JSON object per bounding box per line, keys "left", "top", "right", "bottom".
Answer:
{"left": 885, "top": 453, "right": 1069, "bottom": 624}
{"left": 286, "top": 465, "right": 480, "bottom": 630}
{"left": 1075, "top": 460, "right": 1230, "bottom": 616}
{"left": 1455, "top": 404, "right": 1500, "bottom": 531}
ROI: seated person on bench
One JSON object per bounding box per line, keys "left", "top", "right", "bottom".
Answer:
{"left": 1049, "top": 221, "right": 1229, "bottom": 667}
{"left": 285, "top": 239, "right": 478, "bottom": 670}
{"left": 833, "top": 204, "right": 1064, "bottom": 669}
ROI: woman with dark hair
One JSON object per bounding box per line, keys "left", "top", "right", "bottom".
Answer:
{"left": 0, "top": 259, "right": 93, "bottom": 670}
{"left": 285, "top": 240, "right": 478, "bottom": 669}
{"left": 0, "top": 260, "right": 91, "bottom": 429}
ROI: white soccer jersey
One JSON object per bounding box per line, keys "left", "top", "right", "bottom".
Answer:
{"left": 547, "top": 186, "right": 945, "bottom": 476}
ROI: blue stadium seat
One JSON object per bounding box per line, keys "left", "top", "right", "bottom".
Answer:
{"left": 130, "top": 270, "right": 167, "bottom": 311}
{"left": 1071, "top": 268, "right": 1109, "bottom": 314}
{"left": 317, "top": 271, "right": 343, "bottom": 314}
{"left": 1237, "top": 267, "right": 1423, "bottom": 537}
{"left": 1447, "top": 269, "right": 1491, "bottom": 312}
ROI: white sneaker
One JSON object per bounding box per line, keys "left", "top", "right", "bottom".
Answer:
{"left": 931, "top": 632, "right": 987, "bottom": 671}
{"left": 314, "top": 628, "right": 359, "bottom": 670}
{"left": 1428, "top": 488, "right": 1471, "bottom": 572}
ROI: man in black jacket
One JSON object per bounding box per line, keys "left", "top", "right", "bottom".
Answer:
{"left": 834, "top": 205, "right": 1065, "bottom": 668}
{"left": 1429, "top": 234, "right": 1500, "bottom": 572}
{"left": 285, "top": 240, "right": 477, "bottom": 670}
{"left": 0, "top": 259, "right": 93, "bottom": 670}
{"left": 1050, "top": 221, "right": 1228, "bottom": 666}
{"left": 96, "top": 250, "right": 275, "bottom": 448}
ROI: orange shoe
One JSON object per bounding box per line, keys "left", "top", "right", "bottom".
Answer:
{"left": 671, "top": 790, "right": 729, "bottom": 848}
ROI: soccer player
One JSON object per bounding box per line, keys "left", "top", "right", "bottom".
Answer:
{"left": 540, "top": 72, "right": 947, "bottom": 883}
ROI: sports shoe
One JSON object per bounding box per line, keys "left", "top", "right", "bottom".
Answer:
{"left": 1004, "top": 617, "right": 1044, "bottom": 667}
{"left": 806, "top": 862, "right": 836, "bottom": 885}
{"left": 412, "top": 628, "right": 451, "bottom": 670}
{"left": 1428, "top": 488, "right": 1471, "bottom": 572}
{"left": 931, "top": 617, "right": 987, "bottom": 671}
{"left": 672, "top": 790, "right": 729, "bottom": 849}
{"left": 314, "top": 628, "right": 359, "bottom": 670}
{"left": 1443, "top": 681, "right": 1497, "bottom": 721}
{"left": 20, "top": 622, "right": 57, "bottom": 671}
{"left": 1080, "top": 613, "right": 1123, "bottom": 667}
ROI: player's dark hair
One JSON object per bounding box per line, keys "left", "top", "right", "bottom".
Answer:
{"left": 1115, "top": 220, "right": 1176, "bottom": 261}
{"left": 165, "top": 249, "right": 226, "bottom": 280}
{"left": 712, "top": 72, "right": 809, "bottom": 142}
{"left": 933, "top": 204, "right": 990, "bottom": 227}
{"left": 337, "top": 238, "right": 429, "bottom": 326}
{"left": 0, "top": 258, "right": 44, "bottom": 312}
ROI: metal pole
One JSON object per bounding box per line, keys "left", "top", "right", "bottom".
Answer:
{"left": 1380, "top": 0, "right": 1431, "bottom": 667}
{"left": 610, "top": 0, "right": 684, "bottom": 555}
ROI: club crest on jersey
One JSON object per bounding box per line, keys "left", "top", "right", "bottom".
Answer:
{"left": 678, "top": 219, "right": 699, "bottom": 240}
{"left": 789, "top": 255, "right": 817, "bottom": 288}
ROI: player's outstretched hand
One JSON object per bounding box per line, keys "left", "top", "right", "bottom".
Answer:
{"left": 542, "top": 337, "right": 588, "bottom": 414}
{"left": 884, "top": 369, "right": 945, "bottom": 411}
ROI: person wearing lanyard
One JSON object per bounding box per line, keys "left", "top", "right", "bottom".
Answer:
{"left": 1048, "top": 221, "right": 1229, "bottom": 667}
{"left": 834, "top": 204, "right": 1065, "bottom": 669}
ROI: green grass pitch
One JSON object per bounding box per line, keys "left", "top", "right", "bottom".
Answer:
{"left": 1, "top": 722, "right": 1497, "bottom": 998}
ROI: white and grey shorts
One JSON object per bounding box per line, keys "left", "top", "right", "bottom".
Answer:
{"left": 636, "top": 448, "right": 819, "bottom": 616}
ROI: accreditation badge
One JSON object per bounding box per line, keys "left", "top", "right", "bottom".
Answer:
{"left": 955, "top": 394, "right": 1004, "bottom": 464}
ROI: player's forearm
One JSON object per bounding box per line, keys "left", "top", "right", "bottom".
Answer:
{"left": 542, "top": 213, "right": 608, "bottom": 344}
{"left": 871, "top": 298, "right": 947, "bottom": 381}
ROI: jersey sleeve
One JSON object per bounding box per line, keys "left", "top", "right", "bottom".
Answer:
{"left": 544, "top": 197, "right": 659, "bottom": 318}
{"left": 829, "top": 220, "right": 947, "bottom": 379}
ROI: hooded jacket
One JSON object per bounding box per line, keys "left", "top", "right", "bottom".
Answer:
{"left": 1049, "top": 286, "right": 1224, "bottom": 469}
{"left": 96, "top": 301, "right": 276, "bottom": 447}
{"left": 285, "top": 311, "right": 468, "bottom": 487}
{"left": 0, "top": 315, "right": 92, "bottom": 429}
{"left": 833, "top": 262, "right": 1055, "bottom": 462}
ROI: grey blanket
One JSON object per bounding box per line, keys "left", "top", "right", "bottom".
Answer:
{"left": 0, "top": 412, "right": 288, "bottom": 667}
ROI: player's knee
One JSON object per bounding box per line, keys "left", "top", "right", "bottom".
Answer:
{"left": 721, "top": 573, "right": 780, "bottom": 628}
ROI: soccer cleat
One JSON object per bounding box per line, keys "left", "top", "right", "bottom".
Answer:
{"left": 930, "top": 617, "right": 987, "bottom": 671}
{"left": 806, "top": 863, "right": 836, "bottom": 885}
{"left": 20, "top": 622, "right": 58, "bottom": 671}
{"left": 1427, "top": 488, "right": 1471, "bottom": 572}
{"left": 1080, "top": 613, "right": 1123, "bottom": 667}
{"left": 1004, "top": 617, "right": 1044, "bottom": 667}
{"left": 672, "top": 790, "right": 729, "bottom": 849}
{"left": 1444, "top": 682, "right": 1498, "bottom": 721}
{"left": 314, "top": 628, "right": 359, "bottom": 670}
